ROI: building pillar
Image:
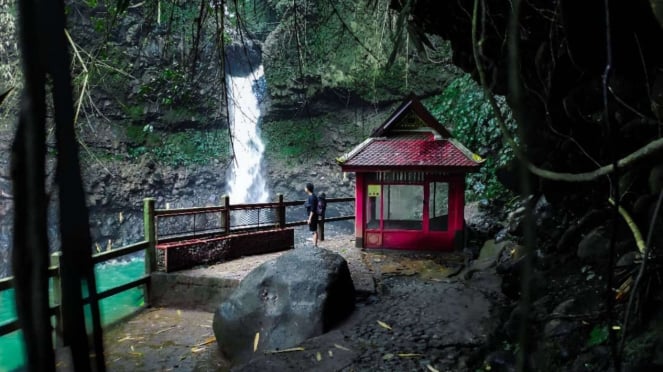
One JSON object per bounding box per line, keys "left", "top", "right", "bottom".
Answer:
{"left": 354, "top": 173, "right": 364, "bottom": 248}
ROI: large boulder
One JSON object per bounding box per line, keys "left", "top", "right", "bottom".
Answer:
{"left": 213, "top": 247, "right": 356, "bottom": 363}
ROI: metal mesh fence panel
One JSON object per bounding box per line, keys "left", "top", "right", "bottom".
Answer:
{"left": 229, "top": 206, "right": 278, "bottom": 230}
{"left": 285, "top": 204, "right": 307, "bottom": 224}
{"left": 156, "top": 210, "right": 225, "bottom": 239}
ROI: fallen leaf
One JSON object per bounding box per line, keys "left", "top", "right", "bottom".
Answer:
{"left": 155, "top": 326, "right": 176, "bottom": 335}
{"left": 316, "top": 352, "right": 322, "bottom": 361}
{"left": 334, "top": 344, "right": 351, "bottom": 351}
{"left": 398, "top": 353, "right": 422, "bottom": 358}
{"left": 266, "top": 347, "right": 305, "bottom": 354}
{"left": 195, "top": 336, "right": 216, "bottom": 347}
{"left": 427, "top": 364, "right": 440, "bottom": 372}
{"left": 377, "top": 320, "right": 392, "bottom": 331}
{"left": 191, "top": 346, "right": 206, "bottom": 353}
{"left": 254, "top": 332, "right": 260, "bottom": 352}
{"left": 129, "top": 352, "right": 143, "bottom": 357}
{"left": 383, "top": 353, "right": 394, "bottom": 360}
{"left": 177, "top": 310, "right": 182, "bottom": 316}
{"left": 328, "top": 350, "right": 333, "bottom": 357}
{"left": 118, "top": 335, "right": 144, "bottom": 342}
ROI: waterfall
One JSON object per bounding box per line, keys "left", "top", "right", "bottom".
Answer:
{"left": 226, "top": 65, "right": 269, "bottom": 204}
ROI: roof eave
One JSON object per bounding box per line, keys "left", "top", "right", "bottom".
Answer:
{"left": 339, "top": 165, "right": 482, "bottom": 173}
{"left": 336, "top": 138, "right": 375, "bottom": 165}
{"left": 370, "top": 97, "right": 453, "bottom": 139}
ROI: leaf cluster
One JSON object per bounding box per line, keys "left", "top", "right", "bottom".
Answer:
{"left": 125, "top": 127, "right": 229, "bottom": 166}
{"left": 263, "top": 0, "right": 447, "bottom": 103}
{"left": 262, "top": 117, "right": 325, "bottom": 164}
{"left": 424, "top": 75, "right": 516, "bottom": 201}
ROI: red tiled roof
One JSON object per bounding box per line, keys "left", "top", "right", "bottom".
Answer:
{"left": 341, "top": 137, "right": 480, "bottom": 171}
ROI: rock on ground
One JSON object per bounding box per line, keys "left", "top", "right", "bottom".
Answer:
{"left": 213, "top": 247, "right": 356, "bottom": 363}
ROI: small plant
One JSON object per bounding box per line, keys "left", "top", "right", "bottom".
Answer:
{"left": 262, "top": 117, "right": 326, "bottom": 161}
{"left": 124, "top": 105, "right": 144, "bottom": 123}
{"left": 587, "top": 324, "right": 609, "bottom": 347}
{"left": 424, "top": 75, "right": 517, "bottom": 201}
{"left": 124, "top": 128, "right": 230, "bottom": 166}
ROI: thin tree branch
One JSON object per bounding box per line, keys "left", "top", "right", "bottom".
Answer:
{"left": 608, "top": 198, "right": 646, "bottom": 254}
{"left": 619, "top": 190, "right": 663, "bottom": 357}
{"left": 326, "top": 0, "right": 379, "bottom": 61}
{"left": 470, "top": 0, "right": 663, "bottom": 184}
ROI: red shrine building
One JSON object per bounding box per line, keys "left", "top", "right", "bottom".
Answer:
{"left": 337, "top": 97, "right": 483, "bottom": 250}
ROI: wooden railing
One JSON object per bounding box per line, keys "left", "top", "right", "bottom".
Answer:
{"left": 0, "top": 241, "right": 150, "bottom": 339}
{"left": 151, "top": 194, "right": 355, "bottom": 244}
{"left": 0, "top": 194, "right": 355, "bottom": 339}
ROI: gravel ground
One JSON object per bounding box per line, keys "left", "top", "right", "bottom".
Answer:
{"left": 237, "top": 261, "right": 505, "bottom": 372}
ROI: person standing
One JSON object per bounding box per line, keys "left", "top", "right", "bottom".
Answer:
{"left": 304, "top": 182, "right": 318, "bottom": 247}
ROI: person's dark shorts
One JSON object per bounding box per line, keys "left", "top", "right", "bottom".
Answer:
{"left": 308, "top": 216, "right": 318, "bottom": 232}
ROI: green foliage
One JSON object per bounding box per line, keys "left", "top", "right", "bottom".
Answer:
{"left": 153, "top": 130, "right": 229, "bottom": 166}
{"left": 622, "top": 319, "right": 663, "bottom": 365}
{"left": 83, "top": 0, "right": 132, "bottom": 37}
{"left": 123, "top": 105, "right": 144, "bottom": 123}
{"left": 125, "top": 124, "right": 158, "bottom": 146}
{"left": 262, "top": 117, "right": 326, "bottom": 164}
{"left": 262, "top": 112, "right": 371, "bottom": 169}
{"left": 423, "top": 75, "right": 517, "bottom": 201}
{"left": 231, "top": 0, "right": 278, "bottom": 39}
{"left": 158, "top": 0, "right": 211, "bottom": 47}
{"left": 125, "top": 126, "right": 229, "bottom": 166}
{"left": 263, "top": 0, "right": 448, "bottom": 103}
{"left": 162, "top": 108, "right": 200, "bottom": 125}
{"left": 263, "top": 118, "right": 317, "bottom": 161}
{"left": 136, "top": 67, "right": 189, "bottom": 108}
{"left": 587, "top": 325, "right": 609, "bottom": 347}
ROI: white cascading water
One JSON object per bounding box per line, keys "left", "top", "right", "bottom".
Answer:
{"left": 226, "top": 65, "right": 269, "bottom": 204}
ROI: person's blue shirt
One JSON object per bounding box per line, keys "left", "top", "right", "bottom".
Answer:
{"left": 305, "top": 193, "right": 318, "bottom": 216}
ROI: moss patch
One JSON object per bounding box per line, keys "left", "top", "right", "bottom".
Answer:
{"left": 124, "top": 125, "right": 230, "bottom": 166}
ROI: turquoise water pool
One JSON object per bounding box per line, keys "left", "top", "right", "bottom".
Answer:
{"left": 0, "top": 257, "right": 146, "bottom": 372}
